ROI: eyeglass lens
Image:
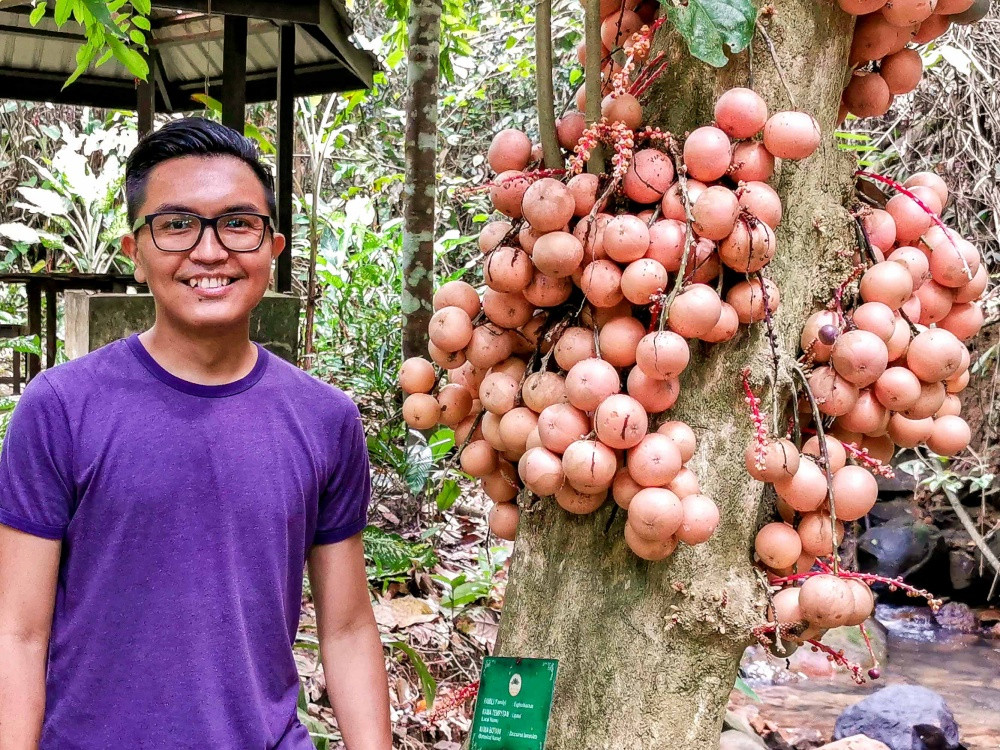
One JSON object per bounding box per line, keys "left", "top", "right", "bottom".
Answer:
{"left": 149, "top": 213, "right": 266, "bottom": 252}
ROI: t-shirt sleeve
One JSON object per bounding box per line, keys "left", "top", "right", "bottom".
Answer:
{"left": 0, "top": 375, "right": 75, "bottom": 540}
{"left": 313, "top": 398, "right": 371, "bottom": 546}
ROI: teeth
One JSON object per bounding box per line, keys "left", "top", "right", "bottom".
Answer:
{"left": 188, "top": 278, "right": 233, "bottom": 289}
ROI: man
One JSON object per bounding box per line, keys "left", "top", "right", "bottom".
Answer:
{"left": 0, "top": 118, "right": 392, "bottom": 749}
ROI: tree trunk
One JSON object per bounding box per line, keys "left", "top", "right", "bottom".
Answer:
{"left": 401, "top": 0, "right": 441, "bottom": 360}
{"left": 495, "top": 3, "right": 857, "bottom": 747}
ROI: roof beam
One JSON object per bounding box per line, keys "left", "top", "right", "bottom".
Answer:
{"left": 149, "top": 19, "right": 272, "bottom": 49}
{"left": 151, "top": 0, "right": 320, "bottom": 24}
{"left": 0, "top": 23, "right": 85, "bottom": 42}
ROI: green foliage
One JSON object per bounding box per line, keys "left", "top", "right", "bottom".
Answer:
{"left": 189, "top": 94, "right": 276, "bottom": 154}
{"left": 2, "top": 114, "right": 133, "bottom": 273}
{"left": 363, "top": 525, "right": 439, "bottom": 580}
{"left": 661, "top": 0, "right": 756, "bottom": 68}
{"left": 733, "top": 675, "right": 760, "bottom": 703}
{"left": 389, "top": 640, "right": 437, "bottom": 708}
{"left": 297, "top": 684, "right": 335, "bottom": 749}
{"left": 433, "top": 546, "right": 510, "bottom": 615}
{"left": 28, "top": 0, "right": 150, "bottom": 86}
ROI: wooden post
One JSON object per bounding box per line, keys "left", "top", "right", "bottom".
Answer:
{"left": 45, "top": 279, "right": 56, "bottom": 369}
{"left": 26, "top": 279, "right": 41, "bottom": 379}
{"left": 137, "top": 50, "right": 156, "bottom": 136}
{"left": 222, "top": 16, "right": 248, "bottom": 133}
{"left": 275, "top": 23, "right": 295, "bottom": 294}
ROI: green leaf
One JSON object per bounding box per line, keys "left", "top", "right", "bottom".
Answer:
{"left": 29, "top": 2, "right": 48, "bottom": 26}
{"left": 435, "top": 479, "right": 461, "bottom": 511}
{"left": 81, "top": 0, "right": 125, "bottom": 37}
{"left": 362, "top": 526, "right": 438, "bottom": 580}
{"left": 734, "top": 675, "right": 760, "bottom": 702}
{"left": 131, "top": 14, "right": 150, "bottom": 30}
{"left": 391, "top": 641, "right": 437, "bottom": 709}
{"left": 132, "top": 0, "right": 151, "bottom": 13}
{"left": 54, "top": 0, "right": 73, "bottom": 26}
{"left": 129, "top": 29, "right": 145, "bottom": 45}
{"left": 107, "top": 37, "right": 149, "bottom": 79}
{"left": 95, "top": 48, "right": 114, "bottom": 67}
{"left": 64, "top": 43, "right": 97, "bottom": 88}
{"left": 663, "top": 0, "right": 756, "bottom": 68}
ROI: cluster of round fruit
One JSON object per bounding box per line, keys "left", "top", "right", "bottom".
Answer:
{"left": 804, "top": 172, "right": 983, "bottom": 457}
{"left": 840, "top": 0, "right": 989, "bottom": 119}
{"left": 398, "top": 83, "right": 828, "bottom": 557}
{"left": 750, "top": 168, "right": 984, "bottom": 650}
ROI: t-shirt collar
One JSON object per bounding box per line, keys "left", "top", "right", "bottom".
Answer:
{"left": 126, "top": 334, "right": 269, "bottom": 398}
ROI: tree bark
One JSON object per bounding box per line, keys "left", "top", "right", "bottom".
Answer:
{"left": 402, "top": 0, "right": 441, "bottom": 360}
{"left": 495, "top": 3, "right": 857, "bottom": 747}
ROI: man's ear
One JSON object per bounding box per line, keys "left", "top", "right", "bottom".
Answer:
{"left": 121, "top": 234, "right": 147, "bottom": 284}
{"left": 270, "top": 232, "right": 286, "bottom": 261}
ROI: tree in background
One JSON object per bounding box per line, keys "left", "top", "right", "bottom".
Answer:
{"left": 401, "top": 0, "right": 442, "bottom": 360}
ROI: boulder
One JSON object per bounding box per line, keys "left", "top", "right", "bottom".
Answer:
{"left": 858, "top": 517, "right": 941, "bottom": 579}
{"left": 818, "top": 736, "right": 890, "bottom": 749}
{"left": 834, "top": 684, "right": 960, "bottom": 750}
{"left": 933, "top": 602, "right": 978, "bottom": 633}
{"left": 720, "top": 729, "right": 766, "bottom": 750}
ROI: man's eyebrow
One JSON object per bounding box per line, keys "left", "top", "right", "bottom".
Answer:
{"left": 148, "top": 203, "right": 266, "bottom": 214}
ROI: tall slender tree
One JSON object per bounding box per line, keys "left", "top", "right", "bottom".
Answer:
{"left": 401, "top": 0, "right": 442, "bottom": 360}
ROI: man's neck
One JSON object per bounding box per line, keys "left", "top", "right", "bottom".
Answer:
{"left": 138, "top": 321, "right": 259, "bottom": 386}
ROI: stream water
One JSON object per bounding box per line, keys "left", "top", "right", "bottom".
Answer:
{"left": 739, "top": 605, "right": 1000, "bottom": 749}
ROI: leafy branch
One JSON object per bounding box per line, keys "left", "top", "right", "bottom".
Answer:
{"left": 29, "top": 0, "right": 151, "bottom": 86}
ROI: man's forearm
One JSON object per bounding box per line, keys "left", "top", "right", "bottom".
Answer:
{"left": 319, "top": 620, "right": 391, "bottom": 750}
{"left": 0, "top": 634, "right": 47, "bottom": 750}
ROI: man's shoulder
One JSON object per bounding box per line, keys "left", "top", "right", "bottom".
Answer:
{"left": 31, "top": 338, "right": 131, "bottom": 397}
{"left": 262, "top": 354, "right": 361, "bottom": 418}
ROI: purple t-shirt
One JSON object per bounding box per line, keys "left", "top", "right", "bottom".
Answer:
{"left": 0, "top": 334, "right": 371, "bottom": 749}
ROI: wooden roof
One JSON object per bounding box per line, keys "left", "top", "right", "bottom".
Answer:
{"left": 0, "top": 0, "right": 376, "bottom": 111}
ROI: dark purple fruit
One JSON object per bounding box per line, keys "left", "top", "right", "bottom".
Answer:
{"left": 818, "top": 325, "right": 839, "bottom": 346}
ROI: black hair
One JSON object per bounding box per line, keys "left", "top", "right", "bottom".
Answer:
{"left": 125, "top": 117, "right": 276, "bottom": 225}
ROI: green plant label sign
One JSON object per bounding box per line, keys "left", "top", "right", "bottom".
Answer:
{"left": 469, "top": 657, "right": 558, "bottom": 750}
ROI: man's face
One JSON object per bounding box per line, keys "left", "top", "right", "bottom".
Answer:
{"left": 121, "top": 155, "right": 285, "bottom": 333}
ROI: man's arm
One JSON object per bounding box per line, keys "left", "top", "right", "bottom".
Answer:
{"left": 0, "top": 524, "right": 60, "bottom": 750}
{"left": 307, "top": 534, "right": 391, "bottom": 750}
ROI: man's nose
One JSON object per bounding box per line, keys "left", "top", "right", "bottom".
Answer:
{"left": 188, "top": 224, "right": 229, "bottom": 264}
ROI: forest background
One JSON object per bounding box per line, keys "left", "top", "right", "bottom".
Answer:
{"left": 0, "top": 1, "right": 998, "bottom": 747}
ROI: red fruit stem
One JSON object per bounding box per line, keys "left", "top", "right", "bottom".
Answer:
{"left": 741, "top": 368, "right": 769, "bottom": 471}
{"left": 805, "top": 638, "right": 866, "bottom": 684}
{"left": 789, "top": 364, "right": 841, "bottom": 575}
{"left": 855, "top": 170, "right": 972, "bottom": 281}
{"left": 768, "top": 568, "right": 942, "bottom": 610}
{"left": 859, "top": 621, "right": 880, "bottom": 676}
{"left": 657, "top": 143, "right": 696, "bottom": 330}
{"left": 842, "top": 441, "right": 895, "bottom": 478}
{"left": 627, "top": 52, "right": 667, "bottom": 95}
{"left": 827, "top": 264, "right": 865, "bottom": 315}
{"left": 756, "top": 272, "right": 781, "bottom": 385}
{"left": 630, "top": 55, "right": 672, "bottom": 98}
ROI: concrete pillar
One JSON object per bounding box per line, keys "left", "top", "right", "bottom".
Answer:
{"left": 64, "top": 291, "right": 301, "bottom": 364}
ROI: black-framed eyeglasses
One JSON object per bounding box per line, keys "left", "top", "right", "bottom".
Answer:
{"left": 132, "top": 211, "right": 273, "bottom": 253}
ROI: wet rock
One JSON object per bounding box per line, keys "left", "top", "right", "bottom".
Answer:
{"left": 858, "top": 517, "right": 941, "bottom": 580}
{"left": 933, "top": 602, "right": 978, "bottom": 633}
{"left": 947, "top": 549, "right": 977, "bottom": 591}
{"left": 783, "top": 727, "right": 826, "bottom": 749}
{"left": 978, "top": 608, "right": 1000, "bottom": 627}
{"left": 834, "top": 684, "right": 960, "bottom": 750}
{"left": 818, "top": 736, "right": 890, "bottom": 749}
{"left": 868, "top": 499, "right": 918, "bottom": 525}
{"left": 721, "top": 729, "right": 767, "bottom": 750}
{"left": 819, "top": 618, "right": 888, "bottom": 669}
